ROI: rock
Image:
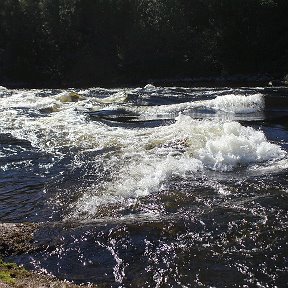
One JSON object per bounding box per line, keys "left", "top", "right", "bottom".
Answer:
{"left": 0, "top": 258, "right": 98, "bottom": 287}
{"left": 283, "top": 74, "right": 288, "bottom": 85}
{"left": 268, "top": 79, "right": 288, "bottom": 87}
{"left": 0, "top": 223, "right": 99, "bottom": 287}
{"left": 98, "top": 91, "right": 128, "bottom": 104}
{"left": 144, "top": 84, "right": 156, "bottom": 90}
{"left": 39, "top": 104, "right": 61, "bottom": 113}
{"left": 0, "top": 223, "right": 38, "bottom": 257}
{"left": 11, "top": 273, "right": 99, "bottom": 288}
{"left": 0, "top": 281, "right": 11, "bottom": 287}
{"left": 56, "top": 92, "right": 85, "bottom": 103}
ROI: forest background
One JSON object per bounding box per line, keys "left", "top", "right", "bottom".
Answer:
{"left": 0, "top": 0, "right": 287, "bottom": 88}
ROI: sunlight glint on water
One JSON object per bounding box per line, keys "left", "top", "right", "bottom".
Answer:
{"left": 0, "top": 86, "right": 288, "bottom": 287}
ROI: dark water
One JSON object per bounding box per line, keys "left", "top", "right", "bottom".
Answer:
{"left": 0, "top": 86, "right": 288, "bottom": 287}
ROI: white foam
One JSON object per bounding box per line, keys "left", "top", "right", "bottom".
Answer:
{"left": 64, "top": 115, "right": 286, "bottom": 219}
{"left": 248, "top": 158, "right": 288, "bottom": 175}
{"left": 67, "top": 155, "right": 203, "bottom": 220}
{"left": 0, "top": 91, "right": 56, "bottom": 109}
{"left": 95, "top": 91, "right": 128, "bottom": 104}
{"left": 111, "top": 155, "right": 203, "bottom": 198}
{"left": 196, "top": 121, "right": 285, "bottom": 171}
{"left": 0, "top": 91, "right": 283, "bottom": 171}
{"left": 128, "top": 93, "right": 265, "bottom": 120}
{"left": 1, "top": 89, "right": 286, "bottom": 221}
{"left": 209, "top": 94, "right": 264, "bottom": 113}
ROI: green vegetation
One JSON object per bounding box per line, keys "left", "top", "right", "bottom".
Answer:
{"left": 0, "top": 259, "right": 28, "bottom": 284}
{"left": 0, "top": 0, "right": 287, "bottom": 87}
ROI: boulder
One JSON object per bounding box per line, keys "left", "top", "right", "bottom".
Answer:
{"left": 56, "top": 91, "right": 85, "bottom": 103}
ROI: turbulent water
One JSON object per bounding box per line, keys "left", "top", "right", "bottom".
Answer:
{"left": 0, "top": 85, "right": 288, "bottom": 287}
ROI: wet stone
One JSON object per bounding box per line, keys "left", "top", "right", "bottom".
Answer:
{"left": 0, "top": 223, "right": 38, "bottom": 257}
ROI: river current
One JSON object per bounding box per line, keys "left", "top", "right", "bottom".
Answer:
{"left": 0, "top": 85, "right": 287, "bottom": 287}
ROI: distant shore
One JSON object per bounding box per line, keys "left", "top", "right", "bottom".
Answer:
{"left": 1, "top": 74, "right": 287, "bottom": 90}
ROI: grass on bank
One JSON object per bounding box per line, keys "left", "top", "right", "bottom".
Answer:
{"left": 0, "top": 259, "right": 29, "bottom": 285}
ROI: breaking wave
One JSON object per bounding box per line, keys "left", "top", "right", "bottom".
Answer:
{"left": 0, "top": 87, "right": 286, "bottom": 221}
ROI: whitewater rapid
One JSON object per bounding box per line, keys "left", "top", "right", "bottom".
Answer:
{"left": 1, "top": 85, "right": 288, "bottom": 287}
{"left": 0, "top": 86, "right": 287, "bottom": 221}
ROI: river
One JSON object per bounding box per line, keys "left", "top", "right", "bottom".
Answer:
{"left": 0, "top": 85, "right": 287, "bottom": 287}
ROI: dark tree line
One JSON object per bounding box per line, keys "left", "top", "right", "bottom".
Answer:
{"left": 0, "top": 0, "right": 287, "bottom": 87}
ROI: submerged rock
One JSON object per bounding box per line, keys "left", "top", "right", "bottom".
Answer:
{"left": 39, "top": 104, "right": 61, "bottom": 113}
{"left": 284, "top": 74, "right": 288, "bottom": 84}
{"left": 144, "top": 84, "right": 156, "bottom": 90}
{"left": 97, "top": 91, "right": 128, "bottom": 104}
{"left": 268, "top": 76, "right": 288, "bottom": 87}
{"left": 0, "top": 134, "right": 31, "bottom": 147}
{"left": 56, "top": 92, "right": 85, "bottom": 103}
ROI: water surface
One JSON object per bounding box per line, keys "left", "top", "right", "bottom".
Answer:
{"left": 0, "top": 85, "right": 287, "bottom": 287}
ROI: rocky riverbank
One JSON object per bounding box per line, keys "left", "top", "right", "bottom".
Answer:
{"left": 0, "top": 223, "right": 99, "bottom": 288}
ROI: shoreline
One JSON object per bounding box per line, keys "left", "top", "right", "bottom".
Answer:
{"left": 1, "top": 74, "right": 287, "bottom": 90}
{"left": 0, "top": 223, "right": 99, "bottom": 288}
